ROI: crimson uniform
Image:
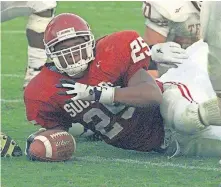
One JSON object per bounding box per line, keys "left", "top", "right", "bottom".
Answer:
{"left": 24, "top": 30, "right": 164, "bottom": 152}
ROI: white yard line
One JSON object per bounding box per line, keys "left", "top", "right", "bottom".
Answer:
{"left": 1, "top": 99, "right": 23, "bottom": 103}
{"left": 77, "top": 156, "right": 221, "bottom": 172}
{"left": 1, "top": 74, "right": 24, "bottom": 78}
{"left": 0, "top": 30, "right": 25, "bottom": 34}
{"left": 1, "top": 74, "right": 23, "bottom": 103}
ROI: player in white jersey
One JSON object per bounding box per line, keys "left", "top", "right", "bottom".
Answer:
{"left": 142, "top": 1, "right": 201, "bottom": 77}
{"left": 197, "top": 1, "right": 221, "bottom": 126}
{"left": 151, "top": 1, "right": 221, "bottom": 157}
{"left": 159, "top": 39, "right": 221, "bottom": 157}
{"left": 1, "top": 1, "right": 57, "bottom": 88}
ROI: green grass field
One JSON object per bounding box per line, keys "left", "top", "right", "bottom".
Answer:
{"left": 1, "top": 2, "right": 221, "bottom": 187}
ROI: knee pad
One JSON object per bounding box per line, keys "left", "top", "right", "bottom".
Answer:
{"left": 161, "top": 85, "right": 207, "bottom": 135}
{"left": 198, "top": 98, "right": 221, "bottom": 126}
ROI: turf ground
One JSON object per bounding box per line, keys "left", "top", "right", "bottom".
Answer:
{"left": 1, "top": 2, "right": 221, "bottom": 187}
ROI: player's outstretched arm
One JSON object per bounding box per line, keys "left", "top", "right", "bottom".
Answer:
{"left": 57, "top": 69, "right": 162, "bottom": 107}
{"left": 114, "top": 69, "right": 162, "bottom": 107}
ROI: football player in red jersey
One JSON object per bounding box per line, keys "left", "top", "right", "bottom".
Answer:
{"left": 24, "top": 13, "right": 168, "bottom": 157}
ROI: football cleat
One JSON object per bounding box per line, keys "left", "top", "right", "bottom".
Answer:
{"left": 23, "top": 66, "right": 43, "bottom": 89}
{"left": 154, "top": 128, "right": 181, "bottom": 158}
{"left": 1, "top": 132, "right": 22, "bottom": 157}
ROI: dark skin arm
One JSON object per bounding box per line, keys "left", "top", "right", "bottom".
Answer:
{"left": 114, "top": 68, "right": 162, "bottom": 107}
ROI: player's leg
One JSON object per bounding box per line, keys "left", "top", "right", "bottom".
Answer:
{"left": 24, "top": 9, "right": 54, "bottom": 88}
{"left": 158, "top": 47, "right": 221, "bottom": 157}
{"left": 159, "top": 39, "right": 221, "bottom": 134}
{"left": 158, "top": 61, "right": 221, "bottom": 157}
{"left": 1, "top": 1, "right": 34, "bottom": 21}
{"left": 175, "top": 126, "right": 221, "bottom": 157}
{"left": 24, "top": 1, "right": 56, "bottom": 88}
{"left": 200, "top": 1, "right": 221, "bottom": 123}
{"left": 160, "top": 83, "right": 204, "bottom": 134}
{"left": 201, "top": 2, "right": 221, "bottom": 95}
{"left": 0, "top": 1, "right": 56, "bottom": 88}
{"left": 160, "top": 80, "right": 221, "bottom": 135}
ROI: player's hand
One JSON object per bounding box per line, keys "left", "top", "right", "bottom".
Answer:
{"left": 56, "top": 79, "right": 115, "bottom": 104}
{"left": 151, "top": 42, "right": 189, "bottom": 68}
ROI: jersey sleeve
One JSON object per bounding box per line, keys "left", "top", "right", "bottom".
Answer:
{"left": 24, "top": 66, "right": 76, "bottom": 129}
{"left": 142, "top": 1, "right": 170, "bottom": 37}
{"left": 122, "top": 31, "right": 150, "bottom": 85}
{"left": 89, "top": 31, "right": 150, "bottom": 86}
{"left": 24, "top": 92, "right": 73, "bottom": 129}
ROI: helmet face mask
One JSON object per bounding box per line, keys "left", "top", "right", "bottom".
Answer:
{"left": 44, "top": 14, "right": 95, "bottom": 77}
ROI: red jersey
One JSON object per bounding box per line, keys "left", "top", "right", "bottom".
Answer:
{"left": 24, "top": 30, "right": 164, "bottom": 152}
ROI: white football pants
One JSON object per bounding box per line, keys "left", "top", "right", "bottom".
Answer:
{"left": 158, "top": 40, "right": 221, "bottom": 157}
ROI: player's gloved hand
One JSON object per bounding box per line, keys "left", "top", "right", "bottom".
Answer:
{"left": 151, "top": 42, "right": 189, "bottom": 68}
{"left": 57, "top": 79, "right": 115, "bottom": 104}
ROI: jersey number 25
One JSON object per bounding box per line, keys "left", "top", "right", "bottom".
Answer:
{"left": 130, "top": 37, "right": 151, "bottom": 63}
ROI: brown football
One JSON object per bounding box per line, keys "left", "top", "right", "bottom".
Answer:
{"left": 28, "top": 130, "right": 76, "bottom": 161}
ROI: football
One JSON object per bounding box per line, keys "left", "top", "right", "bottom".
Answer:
{"left": 28, "top": 129, "right": 76, "bottom": 162}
